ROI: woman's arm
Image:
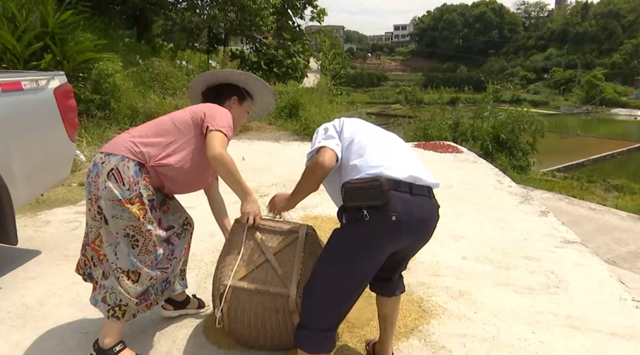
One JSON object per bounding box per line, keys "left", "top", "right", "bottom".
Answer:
{"left": 204, "top": 179, "right": 232, "bottom": 238}
{"left": 205, "top": 130, "right": 262, "bottom": 225}
{"left": 206, "top": 131, "right": 254, "bottom": 201}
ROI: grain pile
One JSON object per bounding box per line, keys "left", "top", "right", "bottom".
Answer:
{"left": 203, "top": 215, "right": 441, "bottom": 354}
{"left": 413, "top": 141, "right": 463, "bottom": 154}
{"left": 299, "top": 215, "right": 442, "bottom": 355}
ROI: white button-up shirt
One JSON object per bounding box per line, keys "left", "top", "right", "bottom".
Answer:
{"left": 306, "top": 117, "right": 440, "bottom": 207}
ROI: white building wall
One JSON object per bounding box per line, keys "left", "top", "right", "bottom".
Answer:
{"left": 392, "top": 23, "right": 414, "bottom": 42}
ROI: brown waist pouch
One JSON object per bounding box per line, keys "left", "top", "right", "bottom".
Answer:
{"left": 341, "top": 177, "right": 390, "bottom": 208}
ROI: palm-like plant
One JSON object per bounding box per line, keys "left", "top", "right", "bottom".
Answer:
{"left": 0, "top": 0, "right": 107, "bottom": 77}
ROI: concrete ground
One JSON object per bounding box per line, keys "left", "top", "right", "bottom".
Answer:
{"left": 525, "top": 187, "right": 640, "bottom": 303}
{"left": 2, "top": 140, "right": 640, "bottom": 355}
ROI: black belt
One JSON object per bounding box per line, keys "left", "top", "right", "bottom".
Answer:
{"left": 385, "top": 178, "right": 435, "bottom": 198}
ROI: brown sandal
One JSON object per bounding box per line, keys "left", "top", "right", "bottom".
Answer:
{"left": 92, "top": 338, "right": 140, "bottom": 355}
{"left": 160, "top": 293, "right": 210, "bottom": 318}
{"left": 365, "top": 339, "right": 394, "bottom": 355}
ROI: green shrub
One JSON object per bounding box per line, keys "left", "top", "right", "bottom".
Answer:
{"left": 395, "top": 47, "right": 412, "bottom": 58}
{"left": 493, "top": 92, "right": 550, "bottom": 107}
{"left": 580, "top": 68, "right": 638, "bottom": 107}
{"left": 422, "top": 72, "right": 487, "bottom": 92}
{"left": 130, "top": 58, "right": 191, "bottom": 98}
{"left": 267, "top": 81, "right": 356, "bottom": 138}
{"left": 0, "top": 0, "right": 107, "bottom": 82}
{"left": 344, "top": 70, "right": 389, "bottom": 88}
{"left": 78, "top": 54, "right": 192, "bottom": 145}
{"left": 399, "top": 86, "right": 425, "bottom": 106}
{"left": 80, "top": 58, "right": 132, "bottom": 120}
{"left": 545, "top": 68, "right": 579, "bottom": 94}
{"left": 365, "top": 87, "right": 401, "bottom": 103}
{"left": 525, "top": 82, "right": 552, "bottom": 95}
{"left": 407, "top": 93, "right": 546, "bottom": 173}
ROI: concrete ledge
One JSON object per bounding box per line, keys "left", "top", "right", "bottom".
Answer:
{"left": 5, "top": 140, "right": 640, "bottom": 355}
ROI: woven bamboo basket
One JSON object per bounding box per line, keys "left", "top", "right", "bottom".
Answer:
{"left": 211, "top": 217, "right": 325, "bottom": 351}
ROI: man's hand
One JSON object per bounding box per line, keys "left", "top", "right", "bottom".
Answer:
{"left": 268, "top": 193, "right": 296, "bottom": 216}
{"left": 241, "top": 196, "right": 262, "bottom": 226}
{"left": 267, "top": 147, "right": 338, "bottom": 216}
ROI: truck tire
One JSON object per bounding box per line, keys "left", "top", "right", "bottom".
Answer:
{"left": 0, "top": 174, "right": 18, "bottom": 246}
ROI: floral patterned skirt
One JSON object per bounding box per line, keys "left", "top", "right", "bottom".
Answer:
{"left": 75, "top": 152, "right": 194, "bottom": 323}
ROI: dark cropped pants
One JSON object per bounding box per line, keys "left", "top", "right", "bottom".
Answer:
{"left": 294, "top": 188, "right": 441, "bottom": 354}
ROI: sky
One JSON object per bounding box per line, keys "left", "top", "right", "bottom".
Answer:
{"left": 315, "top": 0, "right": 557, "bottom": 35}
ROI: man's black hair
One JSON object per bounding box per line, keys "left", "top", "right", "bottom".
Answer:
{"left": 201, "top": 83, "right": 253, "bottom": 106}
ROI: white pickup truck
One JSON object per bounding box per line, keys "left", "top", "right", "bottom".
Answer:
{"left": 0, "top": 71, "right": 79, "bottom": 246}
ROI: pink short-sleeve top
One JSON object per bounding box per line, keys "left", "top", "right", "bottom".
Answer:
{"left": 100, "top": 103, "right": 234, "bottom": 195}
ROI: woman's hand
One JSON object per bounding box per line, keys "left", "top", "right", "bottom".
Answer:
{"left": 206, "top": 130, "right": 261, "bottom": 227}
{"left": 240, "top": 196, "right": 262, "bottom": 226}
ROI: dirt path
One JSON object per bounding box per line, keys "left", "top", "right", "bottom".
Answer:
{"left": 2, "top": 141, "right": 639, "bottom": 355}
{"left": 302, "top": 58, "right": 319, "bottom": 88}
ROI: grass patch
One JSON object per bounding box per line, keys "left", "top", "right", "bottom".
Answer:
{"left": 511, "top": 171, "right": 640, "bottom": 215}
{"left": 239, "top": 121, "right": 282, "bottom": 134}
{"left": 203, "top": 215, "right": 442, "bottom": 354}
{"left": 266, "top": 81, "right": 371, "bottom": 139}
{"left": 388, "top": 73, "right": 422, "bottom": 82}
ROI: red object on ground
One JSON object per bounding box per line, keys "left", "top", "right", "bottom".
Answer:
{"left": 413, "top": 141, "right": 463, "bottom": 154}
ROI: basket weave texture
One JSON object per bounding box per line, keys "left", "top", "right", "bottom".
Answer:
{"left": 212, "top": 218, "right": 325, "bottom": 350}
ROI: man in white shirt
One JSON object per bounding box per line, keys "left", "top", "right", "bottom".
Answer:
{"left": 268, "top": 117, "right": 441, "bottom": 355}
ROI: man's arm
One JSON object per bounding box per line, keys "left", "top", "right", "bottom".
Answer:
{"left": 268, "top": 147, "right": 338, "bottom": 215}
{"left": 289, "top": 147, "right": 338, "bottom": 206}
{"left": 203, "top": 179, "right": 232, "bottom": 238}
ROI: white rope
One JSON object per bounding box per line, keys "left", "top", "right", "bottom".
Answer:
{"left": 215, "top": 223, "right": 248, "bottom": 328}
{"left": 214, "top": 211, "right": 297, "bottom": 328}
{"left": 264, "top": 211, "right": 296, "bottom": 222}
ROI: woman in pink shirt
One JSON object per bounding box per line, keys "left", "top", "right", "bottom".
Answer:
{"left": 75, "top": 70, "right": 275, "bottom": 355}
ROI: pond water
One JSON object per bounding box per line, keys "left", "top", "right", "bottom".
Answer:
{"left": 543, "top": 114, "right": 640, "bottom": 142}
{"left": 365, "top": 109, "right": 640, "bottom": 182}
{"left": 535, "top": 132, "right": 637, "bottom": 170}
{"left": 572, "top": 151, "right": 640, "bottom": 184}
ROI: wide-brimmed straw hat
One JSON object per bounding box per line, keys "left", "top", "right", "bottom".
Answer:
{"left": 188, "top": 69, "right": 276, "bottom": 122}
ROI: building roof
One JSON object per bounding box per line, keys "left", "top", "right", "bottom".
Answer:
{"left": 305, "top": 25, "right": 345, "bottom": 30}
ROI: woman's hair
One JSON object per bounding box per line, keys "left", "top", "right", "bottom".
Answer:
{"left": 201, "top": 83, "right": 253, "bottom": 106}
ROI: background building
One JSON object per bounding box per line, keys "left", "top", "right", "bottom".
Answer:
{"left": 369, "top": 22, "right": 415, "bottom": 48}
{"left": 392, "top": 23, "right": 414, "bottom": 46}
{"left": 368, "top": 32, "right": 392, "bottom": 43}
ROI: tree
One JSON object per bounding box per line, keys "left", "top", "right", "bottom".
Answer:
{"left": 514, "top": 0, "right": 552, "bottom": 32}
{"left": 84, "top": 0, "right": 173, "bottom": 42}
{"left": 0, "top": 0, "right": 107, "bottom": 80}
{"left": 606, "top": 36, "right": 640, "bottom": 85}
{"left": 412, "top": 0, "right": 522, "bottom": 61}
{"left": 344, "top": 29, "right": 368, "bottom": 46}
{"left": 588, "top": 0, "right": 640, "bottom": 57}
{"left": 158, "top": 0, "right": 327, "bottom": 85}
{"left": 160, "top": 0, "right": 274, "bottom": 54}
{"left": 231, "top": 0, "right": 327, "bottom": 85}
{"left": 314, "top": 29, "right": 350, "bottom": 86}
{"left": 412, "top": 3, "right": 470, "bottom": 60}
